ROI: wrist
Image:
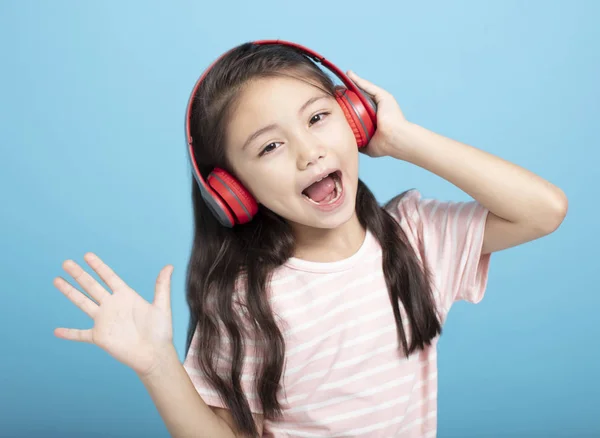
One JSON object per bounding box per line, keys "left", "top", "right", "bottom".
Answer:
{"left": 389, "top": 121, "right": 435, "bottom": 164}
{"left": 137, "top": 343, "right": 180, "bottom": 383}
{"left": 389, "top": 121, "right": 421, "bottom": 161}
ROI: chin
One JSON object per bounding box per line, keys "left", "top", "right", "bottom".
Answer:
{"left": 315, "top": 203, "right": 356, "bottom": 229}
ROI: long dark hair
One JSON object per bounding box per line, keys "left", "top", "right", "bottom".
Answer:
{"left": 184, "top": 42, "right": 441, "bottom": 437}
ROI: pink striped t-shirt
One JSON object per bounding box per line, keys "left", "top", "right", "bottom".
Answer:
{"left": 183, "top": 189, "right": 491, "bottom": 437}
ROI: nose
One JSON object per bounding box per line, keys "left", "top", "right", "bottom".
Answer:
{"left": 296, "top": 136, "right": 327, "bottom": 170}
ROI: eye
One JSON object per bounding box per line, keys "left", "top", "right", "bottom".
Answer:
{"left": 259, "top": 142, "right": 282, "bottom": 157}
{"left": 309, "top": 111, "right": 330, "bottom": 126}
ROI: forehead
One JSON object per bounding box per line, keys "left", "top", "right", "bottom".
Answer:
{"left": 236, "top": 75, "right": 326, "bottom": 109}
{"left": 226, "top": 76, "right": 331, "bottom": 136}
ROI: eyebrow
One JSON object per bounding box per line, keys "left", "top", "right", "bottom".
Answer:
{"left": 241, "top": 94, "right": 330, "bottom": 150}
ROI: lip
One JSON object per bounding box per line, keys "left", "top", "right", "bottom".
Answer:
{"left": 300, "top": 168, "right": 341, "bottom": 194}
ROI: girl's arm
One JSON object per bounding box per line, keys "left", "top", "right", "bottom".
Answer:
{"left": 52, "top": 256, "right": 254, "bottom": 438}
{"left": 139, "top": 345, "right": 262, "bottom": 438}
{"left": 346, "top": 71, "right": 568, "bottom": 254}
{"left": 390, "top": 122, "right": 568, "bottom": 254}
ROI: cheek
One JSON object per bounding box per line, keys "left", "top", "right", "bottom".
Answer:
{"left": 238, "top": 165, "right": 294, "bottom": 205}
{"left": 224, "top": 150, "right": 286, "bottom": 205}
{"left": 330, "top": 111, "right": 358, "bottom": 151}
{"left": 331, "top": 118, "right": 359, "bottom": 162}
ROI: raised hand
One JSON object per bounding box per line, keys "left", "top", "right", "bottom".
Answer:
{"left": 347, "top": 70, "right": 411, "bottom": 159}
{"left": 53, "top": 252, "right": 175, "bottom": 377}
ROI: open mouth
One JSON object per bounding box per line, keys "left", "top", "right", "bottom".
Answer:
{"left": 301, "top": 170, "right": 343, "bottom": 205}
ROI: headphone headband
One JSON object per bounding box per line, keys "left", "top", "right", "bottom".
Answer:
{"left": 185, "top": 40, "right": 375, "bottom": 146}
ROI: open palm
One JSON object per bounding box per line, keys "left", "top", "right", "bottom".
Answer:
{"left": 53, "top": 252, "right": 175, "bottom": 377}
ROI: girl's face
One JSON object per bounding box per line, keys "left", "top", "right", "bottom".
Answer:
{"left": 224, "top": 75, "right": 360, "bottom": 232}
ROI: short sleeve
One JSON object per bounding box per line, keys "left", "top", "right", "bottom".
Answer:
{"left": 388, "top": 189, "right": 492, "bottom": 321}
{"left": 183, "top": 310, "right": 263, "bottom": 414}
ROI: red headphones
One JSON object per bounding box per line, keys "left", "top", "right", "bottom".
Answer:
{"left": 185, "top": 40, "right": 377, "bottom": 227}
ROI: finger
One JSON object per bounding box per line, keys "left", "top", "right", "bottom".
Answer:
{"left": 153, "top": 265, "right": 174, "bottom": 311}
{"left": 83, "top": 252, "right": 128, "bottom": 293}
{"left": 54, "top": 276, "right": 98, "bottom": 318}
{"left": 54, "top": 327, "right": 93, "bottom": 343}
{"left": 62, "top": 259, "right": 111, "bottom": 304}
{"left": 347, "top": 71, "right": 385, "bottom": 103}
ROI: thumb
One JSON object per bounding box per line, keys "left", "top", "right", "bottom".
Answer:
{"left": 347, "top": 70, "right": 383, "bottom": 104}
{"left": 153, "top": 264, "right": 174, "bottom": 311}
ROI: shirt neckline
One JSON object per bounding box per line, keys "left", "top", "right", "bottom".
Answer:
{"left": 283, "top": 228, "right": 374, "bottom": 273}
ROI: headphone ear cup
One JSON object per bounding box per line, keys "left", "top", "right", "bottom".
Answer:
{"left": 334, "top": 86, "right": 376, "bottom": 148}
{"left": 207, "top": 168, "right": 259, "bottom": 225}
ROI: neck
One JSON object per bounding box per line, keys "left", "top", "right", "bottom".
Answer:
{"left": 291, "top": 213, "right": 366, "bottom": 263}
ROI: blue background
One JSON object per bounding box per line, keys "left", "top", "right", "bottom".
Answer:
{"left": 2, "top": 1, "right": 598, "bottom": 437}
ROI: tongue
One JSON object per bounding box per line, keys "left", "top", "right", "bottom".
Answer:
{"left": 303, "top": 175, "right": 335, "bottom": 202}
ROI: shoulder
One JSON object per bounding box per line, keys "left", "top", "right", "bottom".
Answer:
{"left": 384, "top": 188, "right": 432, "bottom": 222}
{"left": 382, "top": 188, "right": 490, "bottom": 263}
{"left": 384, "top": 188, "right": 487, "bottom": 234}
{"left": 384, "top": 188, "right": 422, "bottom": 213}
{"left": 383, "top": 189, "right": 427, "bottom": 241}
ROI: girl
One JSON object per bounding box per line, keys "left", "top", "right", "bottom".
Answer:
{"left": 53, "top": 41, "right": 567, "bottom": 437}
